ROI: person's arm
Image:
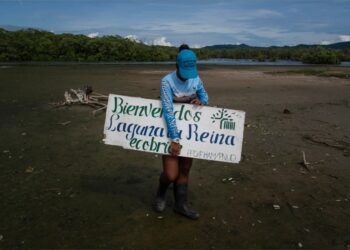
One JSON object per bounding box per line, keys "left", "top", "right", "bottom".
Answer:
{"left": 193, "top": 78, "right": 208, "bottom": 105}
{"left": 161, "top": 78, "right": 181, "bottom": 143}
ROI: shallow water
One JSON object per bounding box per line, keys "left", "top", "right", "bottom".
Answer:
{"left": 199, "top": 58, "right": 305, "bottom": 66}
{"left": 2, "top": 58, "right": 350, "bottom": 66}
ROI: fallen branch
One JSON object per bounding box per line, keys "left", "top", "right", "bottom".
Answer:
{"left": 50, "top": 86, "right": 108, "bottom": 116}
{"left": 92, "top": 92, "right": 108, "bottom": 97}
{"left": 57, "top": 121, "right": 71, "bottom": 126}
{"left": 92, "top": 106, "right": 107, "bottom": 116}
{"left": 302, "top": 135, "right": 349, "bottom": 151}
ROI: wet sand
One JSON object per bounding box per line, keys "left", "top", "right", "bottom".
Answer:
{"left": 0, "top": 64, "right": 350, "bottom": 249}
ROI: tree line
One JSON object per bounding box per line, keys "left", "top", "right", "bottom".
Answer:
{"left": 200, "top": 46, "right": 350, "bottom": 64}
{"left": 1, "top": 28, "right": 349, "bottom": 64}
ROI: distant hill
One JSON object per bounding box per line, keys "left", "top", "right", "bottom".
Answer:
{"left": 1, "top": 25, "right": 350, "bottom": 50}
{"left": 0, "top": 25, "right": 34, "bottom": 31}
{"left": 204, "top": 42, "right": 350, "bottom": 50}
{"left": 204, "top": 44, "right": 251, "bottom": 49}
{"left": 326, "top": 41, "right": 350, "bottom": 49}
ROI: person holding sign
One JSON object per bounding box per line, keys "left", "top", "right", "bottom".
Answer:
{"left": 154, "top": 44, "right": 209, "bottom": 220}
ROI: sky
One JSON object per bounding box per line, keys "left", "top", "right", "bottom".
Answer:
{"left": 1, "top": 0, "right": 350, "bottom": 47}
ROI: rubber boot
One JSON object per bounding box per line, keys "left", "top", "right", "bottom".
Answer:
{"left": 173, "top": 183, "right": 200, "bottom": 220}
{"left": 154, "top": 174, "right": 170, "bottom": 212}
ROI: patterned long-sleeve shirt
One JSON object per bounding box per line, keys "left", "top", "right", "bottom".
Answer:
{"left": 160, "top": 71, "right": 209, "bottom": 142}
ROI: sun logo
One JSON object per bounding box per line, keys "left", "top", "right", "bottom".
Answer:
{"left": 210, "top": 108, "right": 235, "bottom": 130}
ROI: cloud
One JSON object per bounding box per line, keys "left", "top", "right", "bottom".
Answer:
{"left": 47, "top": 2, "right": 350, "bottom": 47}
{"left": 191, "top": 44, "right": 202, "bottom": 48}
{"left": 339, "top": 35, "right": 350, "bottom": 42}
{"left": 125, "top": 34, "right": 141, "bottom": 43}
{"left": 87, "top": 32, "right": 99, "bottom": 38}
{"left": 320, "top": 40, "right": 331, "bottom": 45}
{"left": 153, "top": 37, "right": 172, "bottom": 46}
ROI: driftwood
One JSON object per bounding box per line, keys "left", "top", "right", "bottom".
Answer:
{"left": 49, "top": 86, "right": 108, "bottom": 116}
{"left": 302, "top": 135, "right": 350, "bottom": 151}
{"left": 57, "top": 121, "right": 71, "bottom": 126}
{"left": 301, "top": 151, "right": 310, "bottom": 171}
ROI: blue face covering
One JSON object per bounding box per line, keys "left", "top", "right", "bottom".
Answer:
{"left": 176, "top": 49, "right": 198, "bottom": 79}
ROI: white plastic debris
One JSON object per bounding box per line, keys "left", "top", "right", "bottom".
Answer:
{"left": 25, "top": 166, "right": 34, "bottom": 173}
{"left": 273, "top": 204, "right": 281, "bottom": 210}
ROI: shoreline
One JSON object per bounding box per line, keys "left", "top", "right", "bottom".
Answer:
{"left": 1, "top": 60, "right": 350, "bottom": 67}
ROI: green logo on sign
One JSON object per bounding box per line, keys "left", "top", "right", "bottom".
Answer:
{"left": 211, "top": 108, "right": 235, "bottom": 130}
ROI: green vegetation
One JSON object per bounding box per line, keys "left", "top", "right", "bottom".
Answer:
{"left": 201, "top": 46, "right": 350, "bottom": 64}
{"left": 1, "top": 28, "right": 350, "bottom": 64}
{"left": 0, "top": 28, "right": 177, "bottom": 62}
{"left": 301, "top": 47, "right": 341, "bottom": 64}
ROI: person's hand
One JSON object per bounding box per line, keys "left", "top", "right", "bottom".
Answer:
{"left": 169, "top": 141, "right": 181, "bottom": 156}
{"left": 190, "top": 98, "right": 201, "bottom": 106}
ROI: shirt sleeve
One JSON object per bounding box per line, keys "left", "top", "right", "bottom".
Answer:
{"left": 196, "top": 78, "right": 209, "bottom": 105}
{"left": 160, "top": 78, "right": 180, "bottom": 141}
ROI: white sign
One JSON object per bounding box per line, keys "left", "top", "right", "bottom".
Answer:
{"left": 103, "top": 94, "right": 245, "bottom": 163}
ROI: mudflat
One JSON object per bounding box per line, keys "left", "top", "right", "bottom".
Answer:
{"left": 0, "top": 64, "right": 349, "bottom": 249}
